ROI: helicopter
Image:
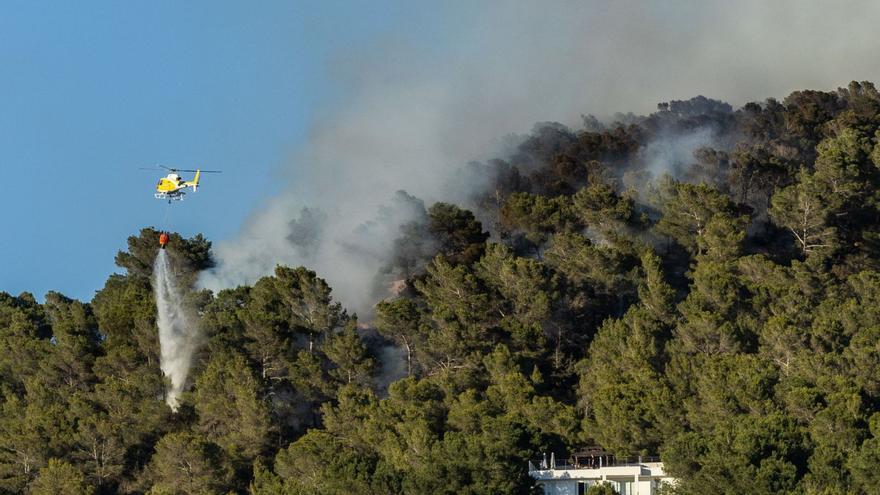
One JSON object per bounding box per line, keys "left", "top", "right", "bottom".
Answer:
{"left": 141, "top": 165, "right": 222, "bottom": 202}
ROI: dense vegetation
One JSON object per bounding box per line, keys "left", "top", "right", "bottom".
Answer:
{"left": 6, "top": 82, "right": 880, "bottom": 494}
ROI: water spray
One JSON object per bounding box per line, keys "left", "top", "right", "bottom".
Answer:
{"left": 152, "top": 249, "right": 197, "bottom": 411}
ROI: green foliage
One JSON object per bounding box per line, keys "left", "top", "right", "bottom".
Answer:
{"left": 849, "top": 413, "right": 880, "bottom": 491}
{"left": 578, "top": 307, "right": 673, "bottom": 454}
{"left": 274, "top": 265, "right": 346, "bottom": 352}
{"left": 476, "top": 243, "right": 558, "bottom": 325}
{"left": 115, "top": 227, "right": 213, "bottom": 288}
{"left": 323, "top": 323, "right": 375, "bottom": 386}
{"left": 637, "top": 251, "right": 676, "bottom": 323}
{"left": 28, "top": 459, "right": 92, "bottom": 495}
{"left": 428, "top": 202, "right": 489, "bottom": 265}
{"left": 194, "top": 352, "right": 271, "bottom": 460}
{"left": 10, "top": 86, "right": 880, "bottom": 494}
{"left": 375, "top": 298, "right": 426, "bottom": 377}
{"left": 770, "top": 168, "right": 839, "bottom": 259}
{"left": 499, "top": 192, "right": 574, "bottom": 246}
{"left": 662, "top": 413, "right": 805, "bottom": 495}
{"left": 145, "top": 432, "right": 227, "bottom": 495}
{"left": 571, "top": 182, "right": 637, "bottom": 236}
{"left": 654, "top": 179, "right": 737, "bottom": 256}
{"left": 414, "top": 256, "right": 496, "bottom": 372}
{"left": 586, "top": 482, "right": 619, "bottom": 495}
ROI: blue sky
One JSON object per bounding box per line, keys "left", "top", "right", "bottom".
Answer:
{"left": 0, "top": 1, "right": 446, "bottom": 300}
{"left": 5, "top": 1, "right": 880, "bottom": 302}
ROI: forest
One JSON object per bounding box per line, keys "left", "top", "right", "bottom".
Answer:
{"left": 5, "top": 81, "right": 880, "bottom": 494}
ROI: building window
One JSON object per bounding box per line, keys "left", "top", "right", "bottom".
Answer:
{"left": 615, "top": 480, "right": 634, "bottom": 495}
{"left": 578, "top": 481, "right": 588, "bottom": 495}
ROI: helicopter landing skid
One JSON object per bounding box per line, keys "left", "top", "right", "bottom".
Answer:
{"left": 155, "top": 193, "right": 185, "bottom": 203}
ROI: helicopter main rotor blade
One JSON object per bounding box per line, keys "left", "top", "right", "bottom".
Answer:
{"left": 137, "top": 165, "right": 222, "bottom": 173}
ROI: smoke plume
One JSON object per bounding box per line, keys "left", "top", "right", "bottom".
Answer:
{"left": 199, "top": 0, "right": 880, "bottom": 313}
{"left": 153, "top": 250, "right": 198, "bottom": 411}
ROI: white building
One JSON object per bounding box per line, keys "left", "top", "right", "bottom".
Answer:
{"left": 529, "top": 456, "right": 675, "bottom": 495}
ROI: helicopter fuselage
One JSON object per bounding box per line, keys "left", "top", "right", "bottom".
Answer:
{"left": 154, "top": 172, "right": 199, "bottom": 202}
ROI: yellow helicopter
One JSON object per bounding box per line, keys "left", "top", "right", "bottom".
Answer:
{"left": 141, "top": 165, "right": 222, "bottom": 202}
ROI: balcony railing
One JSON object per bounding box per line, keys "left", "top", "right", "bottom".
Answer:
{"left": 529, "top": 456, "right": 661, "bottom": 471}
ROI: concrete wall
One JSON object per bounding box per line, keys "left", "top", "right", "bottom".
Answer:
{"left": 532, "top": 463, "right": 674, "bottom": 495}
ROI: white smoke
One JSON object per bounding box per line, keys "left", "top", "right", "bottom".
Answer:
{"left": 641, "top": 127, "right": 718, "bottom": 179}
{"left": 153, "top": 250, "right": 198, "bottom": 411}
{"left": 199, "top": 0, "right": 880, "bottom": 313}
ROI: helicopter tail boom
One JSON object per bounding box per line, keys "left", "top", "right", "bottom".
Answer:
{"left": 185, "top": 170, "right": 200, "bottom": 191}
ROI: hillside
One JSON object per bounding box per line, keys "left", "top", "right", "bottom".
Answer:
{"left": 5, "top": 82, "right": 880, "bottom": 494}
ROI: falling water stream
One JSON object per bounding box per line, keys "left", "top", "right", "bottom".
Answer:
{"left": 153, "top": 249, "right": 196, "bottom": 411}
